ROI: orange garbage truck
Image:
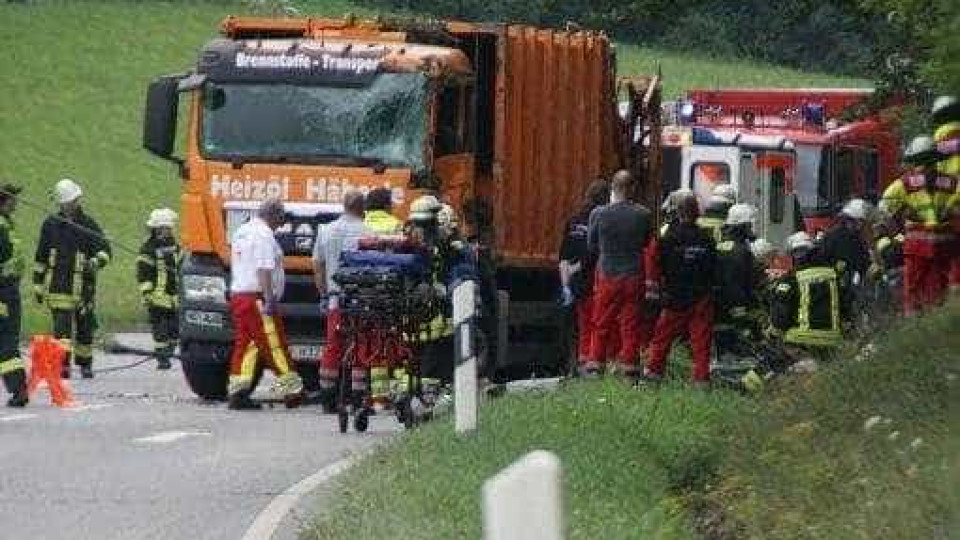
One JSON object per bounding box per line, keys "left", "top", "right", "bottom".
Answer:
{"left": 142, "top": 16, "right": 660, "bottom": 399}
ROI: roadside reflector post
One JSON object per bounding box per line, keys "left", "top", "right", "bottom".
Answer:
{"left": 483, "top": 450, "right": 563, "bottom": 540}
{"left": 452, "top": 280, "right": 478, "bottom": 434}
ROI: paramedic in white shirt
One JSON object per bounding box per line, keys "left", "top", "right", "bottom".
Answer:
{"left": 227, "top": 198, "right": 303, "bottom": 410}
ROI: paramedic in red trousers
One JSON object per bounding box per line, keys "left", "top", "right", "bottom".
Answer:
{"left": 227, "top": 198, "right": 304, "bottom": 410}
{"left": 643, "top": 191, "right": 718, "bottom": 386}
{"left": 559, "top": 179, "right": 610, "bottom": 374}
{"left": 584, "top": 170, "right": 652, "bottom": 378}
{"left": 314, "top": 190, "right": 369, "bottom": 412}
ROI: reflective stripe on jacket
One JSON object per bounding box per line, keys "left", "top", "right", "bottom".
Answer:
{"left": 137, "top": 236, "right": 181, "bottom": 310}
{"left": 364, "top": 211, "right": 403, "bottom": 235}
{"left": 784, "top": 267, "right": 842, "bottom": 347}
{"left": 32, "top": 211, "right": 111, "bottom": 307}
{"left": 0, "top": 214, "right": 24, "bottom": 286}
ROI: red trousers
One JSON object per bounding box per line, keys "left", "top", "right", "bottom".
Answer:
{"left": 575, "top": 291, "right": 620, "bottom": 362}
{"left": 903, "top": 253, "right": 951, "bottom": 315}
{"left": 646, "top": 297, "right": 714, "bottom": 382}
{"left": 318, "top": 307, "right": 368, "bottom": 393}
{"left": 228, "top": 294, "right": 297, "bottom": 395}
{"left": 588, "top": 272, "right": 643, "bottom": 370}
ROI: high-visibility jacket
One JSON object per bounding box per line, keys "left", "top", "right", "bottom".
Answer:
{"left": 881, "top": 174, "right": 959, "bottom": 257}
{"left": 696, "top": 214, "right": 725, "bottom": 245}
{"left": 364, "top": 210, "right": 403, "bottom": 235}
{"left": 32, "top": 210, "right": 111, "bottom": 310}
{"left": 934, "top": 121, "right": 960, "bottom": 177}
{"left": 0, "top": 213, "right": 24, "bottom": 288}
{"left": 136, "top": 236, "right": 181, "bottom": 310}
{"left": 770, "top": 265, "right": 842, "bottom": 348}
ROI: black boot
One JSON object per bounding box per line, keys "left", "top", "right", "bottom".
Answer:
{"left": 80, "top": 364, "right": 94, "bottom": 379}
{"left": 228, "top": 391, "right": 262, "bottom": 410}
{"left": 7, "top": 391, "right": 28, "bottom": 408}
{"left": 60, "top": 362, "right": 71, "bottom": 379}
{"left": 157, "top": 357, "right": 172, "bottom": 370}
{"left": 318, "top": 388, "right": 337, "bottom": 414}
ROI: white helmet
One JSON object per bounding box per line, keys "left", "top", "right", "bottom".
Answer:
{"left": 904, "top": 135, "right": 938, "bottom": 165}
{"left": 841, "top": 198, "right": 871, "bottom": 221}
{"left": 54, "top": 178, "right": 82, "bottom": 204}
{"left": 786, "top": 231, "right": 814, "bottom": 253}
{"left": 750, "top": 238, "right": 774, "bottom": 260}
{"left": 409, "top": 195, "right": 441, "bottom": 222}
{"left": 661, "top": 188, "right": 693, "bottom": 212}
{"left": 725, "top": 203, "right": 757, "bottom": 226}
{"left": 146, "top": 208, "right": 178, "bottom": 228}
{"left": 712, "top": 183, "right": 737, "bottom": 204}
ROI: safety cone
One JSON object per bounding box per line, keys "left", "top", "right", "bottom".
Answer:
{"left": 27, "top": 335, "right": 76, "bottom": 408}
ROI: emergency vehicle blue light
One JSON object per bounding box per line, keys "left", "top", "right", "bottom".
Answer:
{"left": 692, "top": 127, "right": 721, "bottom": 145}
{"left": 802, "top": 103, "right": 825, "bottom": 126}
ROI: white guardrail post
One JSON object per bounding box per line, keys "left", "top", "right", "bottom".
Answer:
{"left": 483, "top": 450, "right": 563, "bottom": 540}
{"left": 452, "top": 279, "right": 478, "bottom": 434}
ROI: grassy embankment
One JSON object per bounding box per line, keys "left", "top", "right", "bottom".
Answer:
{"left": 0, "top": 1, "right": 866, "bottom": 337}
{"left": 305, "top": 304, "right": 959, "bottom": 539}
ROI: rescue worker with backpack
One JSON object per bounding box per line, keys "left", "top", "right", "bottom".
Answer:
{"left": 880, "top": 136, "right": 959, "bottom": 316}
{"left": 32, "top": 179, "right": 111, "bottom": 379}
{"left": 715, "top": 203, "right": 764, "bottom": 338}
{"left": 768, "top": 232, "right": 843, "bottom": 354}
{"left": 0, "top": 183, "right": 28, "bottom": 407}
{"left": 930, "top": 96, "right": 960, "bottom": 293}
{"left": 136, "top": 208, "right": 181, "bottom": 370}
{"left": 643, "top": 191, "right": 717, "bottom": 386}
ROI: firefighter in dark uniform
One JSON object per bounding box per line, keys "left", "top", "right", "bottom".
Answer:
{"left": 716, "top": 204, "right": 763, "bottom": 338}
{"left": 137, "top": 208, "right": 180, "bottom": 370}
{"left": 0, "top": 183, "right": 28, "bottom": 407}
{"left": 32, "top": 179, "right": 111, "bottom": 379}
{"left": 769, "top": 232, "right": 843, "bottom": 354}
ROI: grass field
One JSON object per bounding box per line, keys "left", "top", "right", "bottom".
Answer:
{"left": 304, "top": 304, "right": 959, "bottom": 539}
{"left": 0, "top": 1, "right": 866, "bottom": 338}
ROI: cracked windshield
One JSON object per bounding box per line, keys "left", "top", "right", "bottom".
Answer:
{"left": 202, "top": 73, "right": 428, "bottom": 169}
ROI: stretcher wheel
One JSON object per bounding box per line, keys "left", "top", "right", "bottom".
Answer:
{"left": 337, "top": 408, "right": 349, "bottom": 434}
{"left": 354, "top": 409, "right": 370, "bottom": 433}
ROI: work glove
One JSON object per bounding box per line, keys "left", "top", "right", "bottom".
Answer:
{"left": 560, "top": 286, "right": 574, "bottom": 307}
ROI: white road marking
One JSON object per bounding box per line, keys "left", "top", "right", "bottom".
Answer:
{"left": 134, "top": 430, "right": 212, "bottom": 444}
{"left": 67, "top": 403, "right": 114, "bottom": 412}
{"left": 0, "top": 413, "right": 39, "bottom": 423}
{"left": 240, "top": 454, "right": 362, "bottom": 540}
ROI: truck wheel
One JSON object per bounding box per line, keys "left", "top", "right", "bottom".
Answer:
{"left": 180, "top": 341, "right": 229, "bottom": 401}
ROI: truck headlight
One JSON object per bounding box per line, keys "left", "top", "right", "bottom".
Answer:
{"left": 183, "top": 275, "right": 227, "bottom": 306}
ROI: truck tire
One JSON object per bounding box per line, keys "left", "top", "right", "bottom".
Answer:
{"left": 181, "top": 341, "right": 229, "bottom": 401}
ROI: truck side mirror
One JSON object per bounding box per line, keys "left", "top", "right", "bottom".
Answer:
{"left": 143, "top": 75, "right": 181, "bottom": 161}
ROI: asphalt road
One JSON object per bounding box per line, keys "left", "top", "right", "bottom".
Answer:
{"left": 0, "top": 334, "right": 399, "bottom": 540}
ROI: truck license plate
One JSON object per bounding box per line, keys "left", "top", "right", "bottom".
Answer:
{"left": 289, "top": 344, "right": 322, "bottom": 362}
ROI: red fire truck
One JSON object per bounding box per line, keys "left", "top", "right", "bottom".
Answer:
{"left": 660, "top": 88, "right": 902, "bottom": 249}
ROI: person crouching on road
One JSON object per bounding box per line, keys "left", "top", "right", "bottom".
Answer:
{"left": 32, "top": 179, "right": 111, "bottom": 380}
{"left": 314, "top": 190, "right": 369, "bottom": 412}
{"left": 137, "top": 209, "right": 181, "bottom": 370}
{"left": 558, "top": 179, "right": 611, "bottom": 374}
{"left": 768, "top": 232, "right": 843, "bottom": 355}
{"left": 227, "top": 198, "right": 303, "bottom": 410}
{"left": 644, "top": 191, "right": 717, "bottom": 386}
{"left": 585, "top": 170, "right": 653, "bottom": 379}
{"left": 0, "top": 183, "right": 28, "bottom": 407}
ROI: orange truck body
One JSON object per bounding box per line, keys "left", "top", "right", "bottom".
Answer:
{"left": 143, "top": 16, "right": 657, "bottom": 396}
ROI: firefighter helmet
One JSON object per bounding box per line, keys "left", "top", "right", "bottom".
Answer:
{"left": 712, "top": 183, "right": 737, "bottom": 204}
{"left": 903, "top": 136, "right": 939, "bottom": 166}
{"left": 409, "top": 195, "right": 441, "bottom": 222}
{"left": 841, "top": 198, "right": 871, "bottom": 221}
{"left": 931, "top": 95, "right": 960, "bottom": 124}
{"left": 725, "top": 203, "right": 757, "bottom": 226}
{"left": 786, "top": 231, "right": 814, "bottom": 253}
{"left": 147, "top": 208, "right": 177, "bottom": 228}
{"left": 661, "top": 188, "right": 693, "bottom": 213}
{"left": 54, "top": 178, "right": 82, "bottom": 204}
